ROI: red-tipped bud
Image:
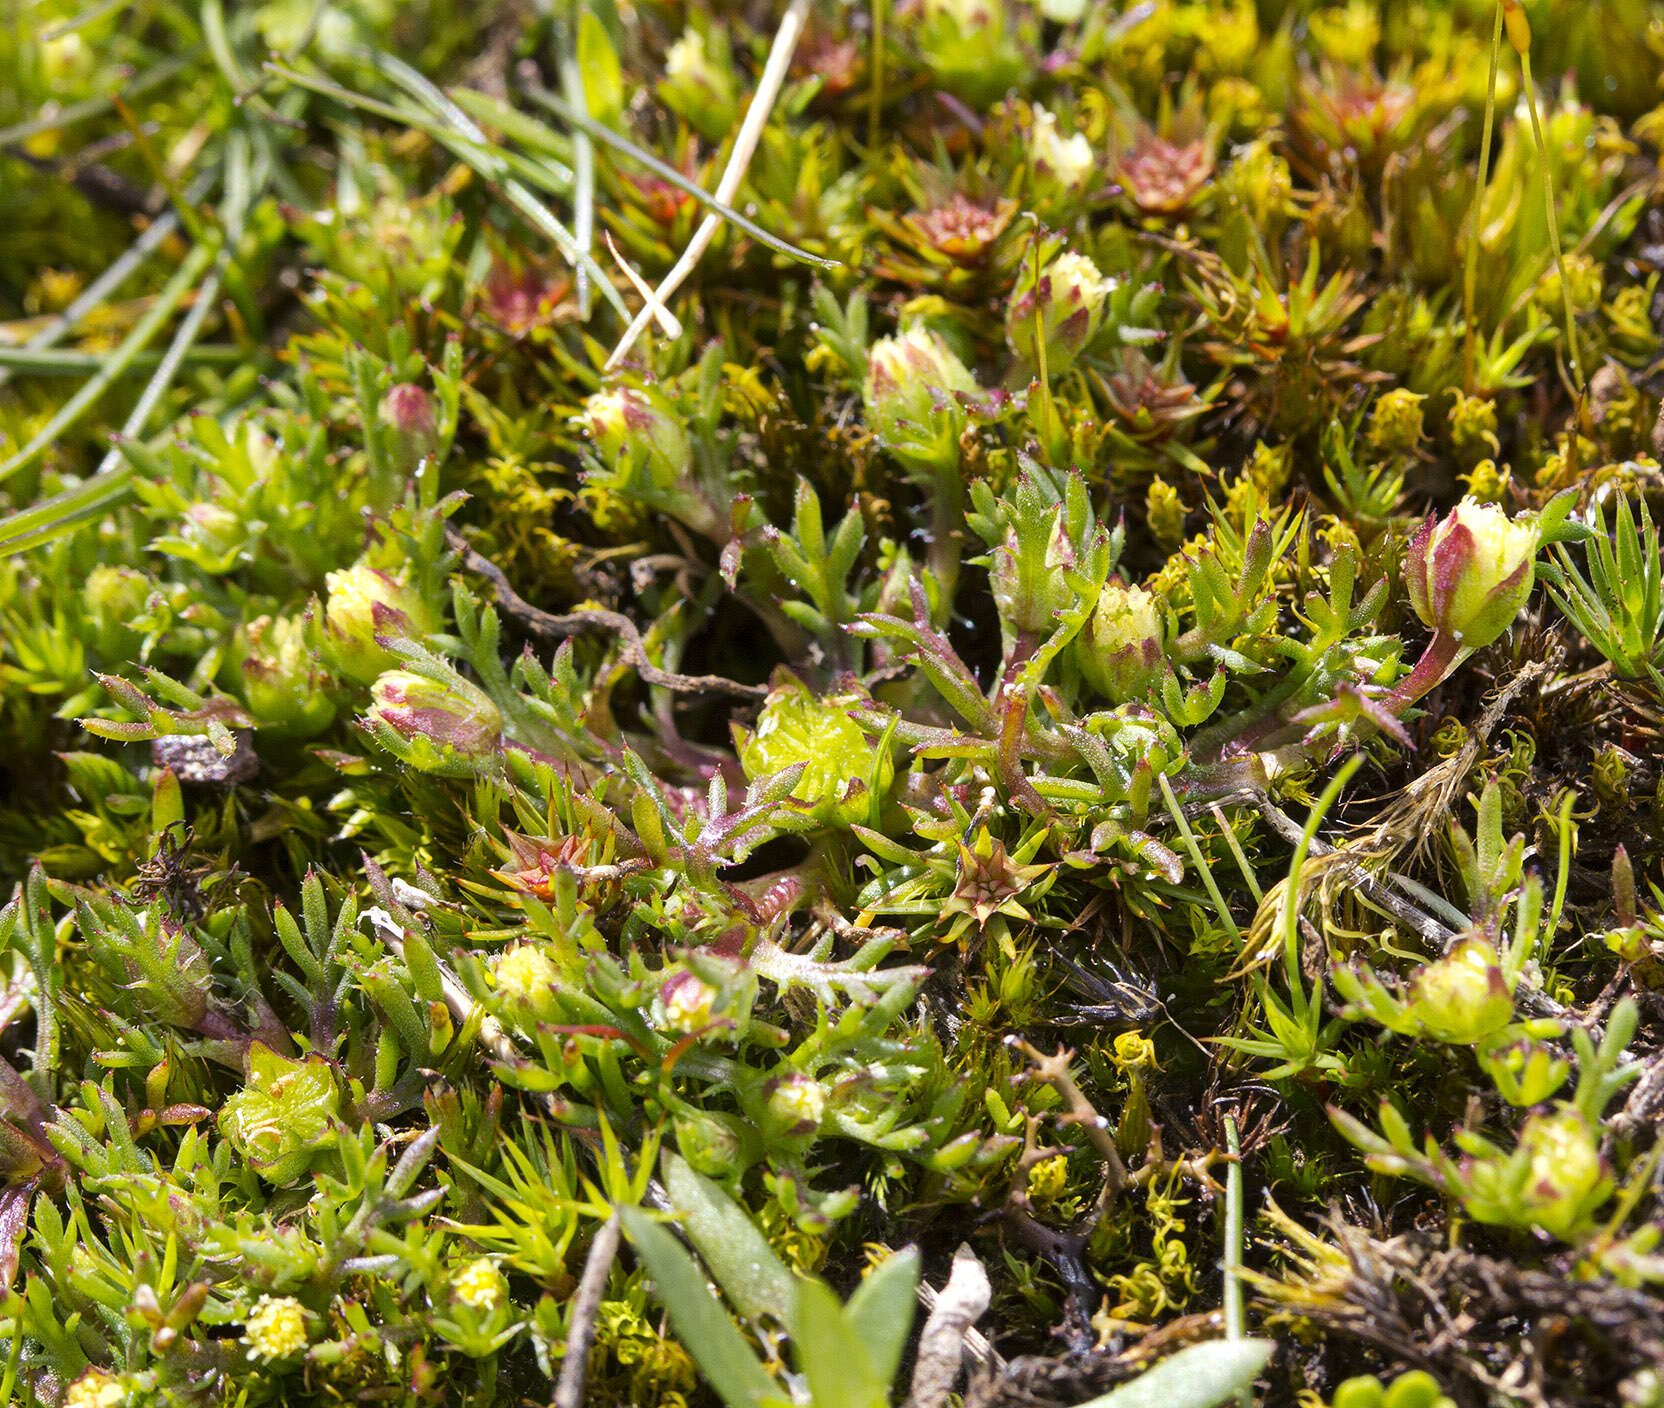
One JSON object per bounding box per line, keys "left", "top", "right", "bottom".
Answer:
{"left": 862, "top": 326, "right": 979, "bottom": 481}
{"left": 1403, "top": 498, "right": 1539, "bottom": 649}
{"left": 380, "top": 383, "right": 439, "bottom": 475}
{"left": 1078, "top": 579, "right": 1166, "bottom": 702}
{"left": 1006, "top": 252, "right": 1113, "bottom": 374}
{"left": 323, "top": 565, "right": 440, "bottom": 685}
{"left": 367, "top": 668, "right": 503, "bottom": 766}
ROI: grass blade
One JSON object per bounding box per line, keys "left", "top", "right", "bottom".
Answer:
{"left": 516, "top": 82, "right": 837, "bottom": 270}
{"left": 0, "top": 237, "right": 216, "bottom": 486}
{"left": 269, "top": 59, "right": 629, "bottom": 319}
{"left": 0, "top": 345, "right": 242, "bottom": 374}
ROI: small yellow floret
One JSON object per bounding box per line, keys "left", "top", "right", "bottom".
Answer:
{"left": 244, "top": 1294, "right": 309, "bottom": 1362}
{"left": 453, "top": 1257, "right": 507, "bottom": 1311}
{"left": 64, "top": 1371, "right": 125, "bottom": 1408}
{"left": 495, "top": 944, "right": 559, "bottom": 1004}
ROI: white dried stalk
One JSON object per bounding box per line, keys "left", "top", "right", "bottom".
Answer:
{"left": 907, "top": 1244, "right": 993, "bottom": 1408}
{"left": 604, "top": 0, "right": 811, "bottom": 370}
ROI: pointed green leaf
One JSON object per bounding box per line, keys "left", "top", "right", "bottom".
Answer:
{"left": 577, "top": 8, "right": 624, "bottom": 123}
{"left": 618, "top": 1203, "right": 781, "bottom": 1408}
{"left": 663, "top": 1152, "right": 796, "bottom": 1327}
{"left": 1070, "top": 1339, "right": 1274, "bottom": 1408}
{"left": 844, "top": 1247, "right": 920, "bottom": 1388}
{"left": 796, "top": 1277, "right": 882, "bottom": 1408}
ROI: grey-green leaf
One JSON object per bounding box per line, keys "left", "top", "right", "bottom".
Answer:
{"left": 795, "top": 1276, "right": 883, "bottom": 1408}
{"left": 1071, "top": 1340, "right": 1275, "bottom": 1408}
{"left": 617, "top": 1203, "right": 782, "bottom": 1408}
{"left": 843, "top": 1247, "right": 920, "bottom": 1388}
{"left": 663, "top": 1152, "right": 796, "bottom": 1327}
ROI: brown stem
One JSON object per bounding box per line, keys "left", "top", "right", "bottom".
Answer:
{"left": 446, "top": 526, "right": 765, "bottom": 700}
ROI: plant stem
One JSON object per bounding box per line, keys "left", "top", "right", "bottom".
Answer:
{"left": 1462, "top": 0, "right": 1505, "bottom": 393}
{"left": 555, "top": 9, "right": 595, "bottom": 319}
{"left": 1222, "top": 1112, "right": 1248, "bottom": 1408}
{"left": 928, "top": 474, "right": 964, "bottom": 625}
{"left": 869, "top": 0, "right": 886, "bottom": 151}
{"left": 1516, "top": 48, "right": 1586, "bottom": 393}
{"left": 1384, "top": 630, "right": 1465, "bottom": 714}
{"left": 1159, "top": 772, "right": 1242, "bottom": 946}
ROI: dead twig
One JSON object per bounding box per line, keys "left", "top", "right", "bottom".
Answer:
{"left": 603, "top": 0, "right": 813, "bottom": 370}
{"left": 907, "top": 1244, "right": 993, "bottom": 1408}
{"left": 554, "top": 1212, "right": 622, "bottom": 1408}
{"left": 445, "top": 526, "right": 765, "bottom": 700}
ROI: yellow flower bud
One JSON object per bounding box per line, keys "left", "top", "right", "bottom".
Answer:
{"left": 323, "top": 564, "right": 440, "bottom": 685}
{"left": 64, "top": 1371, "right": 126, "bottom": 1408}
{"left": 1519, "top": 1110, "right": 1607, "bottom": 1237}
{"left": 495, "top": 944, "right": 561, "bottom": 1016}
{"left": 1407, "top": 938, "right": 1513, "bottom": 1044}
{"left": 1078, "top": 579, "right": 1166, "bottom": 702}
{"left": 862, "top": 325, "right": 979, "bottom": 481}
{"left": 1028, "top": 107, "right": 1097, "bottom": 194}
{"left": 368, "top": 668, "right": 503, "bottom": 765}
{"left": 661, "top": 972, "right": 719, "bottom": 1034}
{"left": 766, "top": 1073, "right": 827, "bottom": 1133}
{"left": 578, "top": 385, "right": 693, "bottom": 493}
{"left": 1006, "top": 252, "right": 1113, "bottom": 374}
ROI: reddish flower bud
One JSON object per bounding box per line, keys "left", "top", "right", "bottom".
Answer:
{"left": 323, "top": 565, "right": 441, "bottom": 685}
{"left": 578, "top": 385, "right": 693, "bottom": 492}
{"left": 1006, "top": 251, "right": 1112, "bottom": 374}
{"left": 862, "top": 325, "right": 979, "bottom": 481}
{"left": 1404, "top": 498, "right": 1539, "bottom": 649}
{"left": 379, "top": 383, "right": 439, "bottom": 475}
{"left": 1078, "top": 579, "right": 1166, "bottom": 702}
{"left": 368, "top": 668, "right": 503, "bottom": 766}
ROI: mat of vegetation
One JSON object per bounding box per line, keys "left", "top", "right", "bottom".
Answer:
{"left": 3, "top": 0, "right": 1664, "bottom": 1404}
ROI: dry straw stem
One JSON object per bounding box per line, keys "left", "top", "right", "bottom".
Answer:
{"left": 605, "top": 0, "right": 813, "bottom": 369}
{"left": 603, "top": 231, "right": 681, "bottom": 337}
{"left": 906, "top": 1244, "right": 992, "bottom": 1408}
{"left": 554, "top": 1213, "right": 622, "bottom": 1408}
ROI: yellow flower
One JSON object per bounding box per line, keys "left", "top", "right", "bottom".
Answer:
{"left": 495, "top": 944, "right": 560, "bottom": 1006}
{"left": 452, "top": 1258, "right": 507, "bottom": 1311}
{"left": 1146, "top": 479, "right": 1186, "bottom": 551}
{"left": 661, "top": 973, "right": 719, "bottom": 1034}
{"left": 1460, "top": 459, "right": 1511, "bottom": 505}
{"left": 244, "top": 1295, "right": 309, "bottom": 1362}
{"left": 1448, "top": 392, "right": 1500, "bottom": 460}
{"left": 1112, "top": 1031, "right": 1159, "bottom": 1070}
{"left": 1028, "top": 1153, "right": 1069, "bottom": 1205}
{"left": 1029, "top": 107, "right": 1096, "bottom": 191}
{"left": 1367, "top": 389, "right": 1427, "bottom": 454}
{"left": 64, "top": 1371, "right": 125, "bottom": 1408}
